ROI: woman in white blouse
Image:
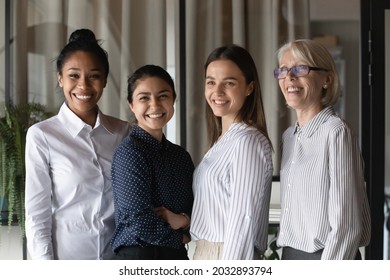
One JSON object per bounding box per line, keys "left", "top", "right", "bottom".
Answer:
{"left": 274, "top": 39, "right": 371, "bottom": 259}
{"left": 25, "top": 29, "right": 130, "bottom": 259}
{"left": 190, "top": 44, "right": 273, "bottom": 260}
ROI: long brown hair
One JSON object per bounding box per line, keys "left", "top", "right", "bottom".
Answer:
{"left": 204, "top": 44, "right": 272, "bottom": 148}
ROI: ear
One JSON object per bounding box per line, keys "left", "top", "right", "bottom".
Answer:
{"left": 128, "top": 102, "right": 134, "bottom": 113}
{"left": 57, "top": 73, "right": 63, "bottom": 87}
{"left": 103, "top": 78, "right": 107, "bottom": 89}
{"left": 246, "top": 81, "right": 254, "bottom": 96}
{"left": 324, "top": 72, "right": 333, "bottom": 87}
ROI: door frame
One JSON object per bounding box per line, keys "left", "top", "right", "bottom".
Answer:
{"left": 361, "top": 0, "right": 390, "bottom": 260}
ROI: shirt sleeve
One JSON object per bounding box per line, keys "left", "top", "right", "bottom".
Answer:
{"left": 111, "top": 143, "right": 183, "bottom": 248}
{"left": 222, "top": 133, "right": 272, "bottom": 260}
{"left": 322, "top": 125, "right": 366, "bottom": 259}
{"left": 25, "top": 126, "right": 54, "bottom": 260}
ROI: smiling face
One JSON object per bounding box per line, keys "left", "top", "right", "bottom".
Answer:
{"left": 278, "top": 49, "right": 330, "bottom": 119}
{"left": 129, "top": 76, "right": 174, "bottom": 141}
{"left": 58, "top": 51, "right": 106, "bottom": 124}
{"left": 205, "top": 59, "right": 253, "bottom": 128}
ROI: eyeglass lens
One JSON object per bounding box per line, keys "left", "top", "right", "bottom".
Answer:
{"left": 274, "top": 65, "right": 309, "bottom": 79}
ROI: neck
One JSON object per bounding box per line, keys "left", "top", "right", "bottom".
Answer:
{"left": 74, "top": 107, "right": 98, "bottom": 128}
{"left": 82, "top": 115, "right": 97, "bottom": 127}
{"left": 221, "top": 114, "right": 242, "bottom": 136}
{"left": 220, "top": 120, "right": 232, "bottom": 139}
{"left": 296, "top": 105, "right": 323, "bottom": 126}
{"left": 137, "top": 124, "right": 163, "bottom": 142}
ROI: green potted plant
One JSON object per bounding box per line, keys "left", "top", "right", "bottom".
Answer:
{"left": 0, "top": 103, "right": 52, "bottom": 248}
{"left": 260, "top": 227, "right": 281, "bottom": 260}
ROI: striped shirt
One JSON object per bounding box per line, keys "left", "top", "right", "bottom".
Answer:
{"left": 190, "top": 122, "right": 273, "bottom": 260}
{"left": 277, "top": 106, "right": 371, "bottom": 260}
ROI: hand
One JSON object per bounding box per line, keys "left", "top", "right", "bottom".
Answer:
{"left": 154, "top": 206, "right": 189, "bottom": 230}
{"left": 182, "top": 233, "right": 191, "bottom": 244}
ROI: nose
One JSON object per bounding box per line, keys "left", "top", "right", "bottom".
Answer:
{"left": 214, "top": 83, "right": 225, "bottom": 95}
{"left": 150, "top": 96, "right": 161, "bottom": 107}
{"left": 286, "top": 69, "right": 296, "bottom": 80}
{"left": 77, "top": 77, "right": 90, "bottom": 89}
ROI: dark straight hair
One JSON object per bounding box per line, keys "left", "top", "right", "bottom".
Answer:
{"left": 127, "top": 64, "right": 176, "bottom": 104}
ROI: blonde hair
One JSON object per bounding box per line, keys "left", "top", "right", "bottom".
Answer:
{"left": 276, "top": 39, "right": 340, "bottom": 107}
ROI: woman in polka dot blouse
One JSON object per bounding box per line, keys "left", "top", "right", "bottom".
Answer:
{"left": 110, "top": 65, "right": 194, "bottom": 260}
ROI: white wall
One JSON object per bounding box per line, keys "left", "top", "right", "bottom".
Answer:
{"left": 0, "top": 226, "right": 24, "bottom": 260}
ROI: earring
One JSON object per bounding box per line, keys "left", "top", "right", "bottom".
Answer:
{"left": 323, "top": 84, "right": 328, "bottom": 89}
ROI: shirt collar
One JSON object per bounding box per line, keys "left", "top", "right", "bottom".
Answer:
{"left": 131, "top": 125, "right": 168, "bottom": 151}
{"left": 58, "top": 102, "right": 112, "bottom": 138}
{"left": 293, "top": 106, "right": 335, "bottom": 137}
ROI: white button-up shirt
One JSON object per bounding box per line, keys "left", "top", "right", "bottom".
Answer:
{"left": 25, "top": 103, "right": 130, "bottom": 260}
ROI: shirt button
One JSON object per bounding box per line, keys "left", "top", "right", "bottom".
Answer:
{"left": 93, "top": 159, "right": 99, "bottom": 167}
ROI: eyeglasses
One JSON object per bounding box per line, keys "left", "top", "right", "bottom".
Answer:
{"left": 273, "top": 65, "right": 328, "bottom": 80}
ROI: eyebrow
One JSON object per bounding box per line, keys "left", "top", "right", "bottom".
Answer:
{"left": 135, "top": 89, "right": 171, "bottom": 96}
{"left": 205, "top": 76, "right": 238, "bottom": 81}
{"left": 65, "top": 67, "right": 102, "bottom": 72}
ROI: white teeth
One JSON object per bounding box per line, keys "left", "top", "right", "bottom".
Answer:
{"left": 287, "top": 87, "right": 300, "bottom": 92}
{"left": 214, "top": 100, "right": 227, "bottom": 105}
{"left": 148, "top": 113, "right": 163, "bottom": 118}
{"left": 75, "top": 95, "right": 92, "bottom": 100}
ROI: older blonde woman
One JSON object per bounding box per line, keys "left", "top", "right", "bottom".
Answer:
{"left": 274, "top": 39, "right": 371, "bottom": 260}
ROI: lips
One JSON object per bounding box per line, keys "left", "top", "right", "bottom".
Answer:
{"left": 147, "top": 113, "right": 164, "bottom": 119}
{"left": 73, "top": 93, "right": 92, "bottom": 100}
{"left": 213, "top": 99, "right": 228, "bottom": 105}
{"left": 287, "top": 87, "right": 300, "bottom": 93}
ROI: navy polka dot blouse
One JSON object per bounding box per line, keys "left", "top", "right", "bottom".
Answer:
{"left": 110, "top": 125, "right": 194, "bottom": 252}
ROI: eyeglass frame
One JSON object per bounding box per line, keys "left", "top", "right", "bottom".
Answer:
{"left": 273, "top": 65, "right": 328, "bottom": 80}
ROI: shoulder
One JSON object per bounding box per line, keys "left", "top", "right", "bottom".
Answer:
{"left": 323, "top": 115, "right": 355, "bottom": 138}
{"left": 166, "top": 140, "right": 194, "bottom": 163}
{"left": 100, "top": 113, "right": 130, "bottom": 135}
{"left": 113, "top": 132, "right": 154, "bottom": 162}
{"left": 282, "top": 125, "right": 295, "bottom": 138}
{"left": 234, "top": 124, "right": 272, "bottom": 150}
{"left": 102, "top": 114, "right": 129, "bottom": 127}
{"left": 167, "top": 140, "right": 189, "bottom": 154}
{"left": 309, "top": 107, "right": 354, "bottom": 137}
{"left": 112, "top": 136, "right": 151, "bottom": 174}
{"left": 225, "top": 125, "right": 273, "bottom": 162}
{"left": 27, "top": 115, "right": 60, "bottom": 137}
{"left": 115, "top": 133, "right": 141, "bottom": 155}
